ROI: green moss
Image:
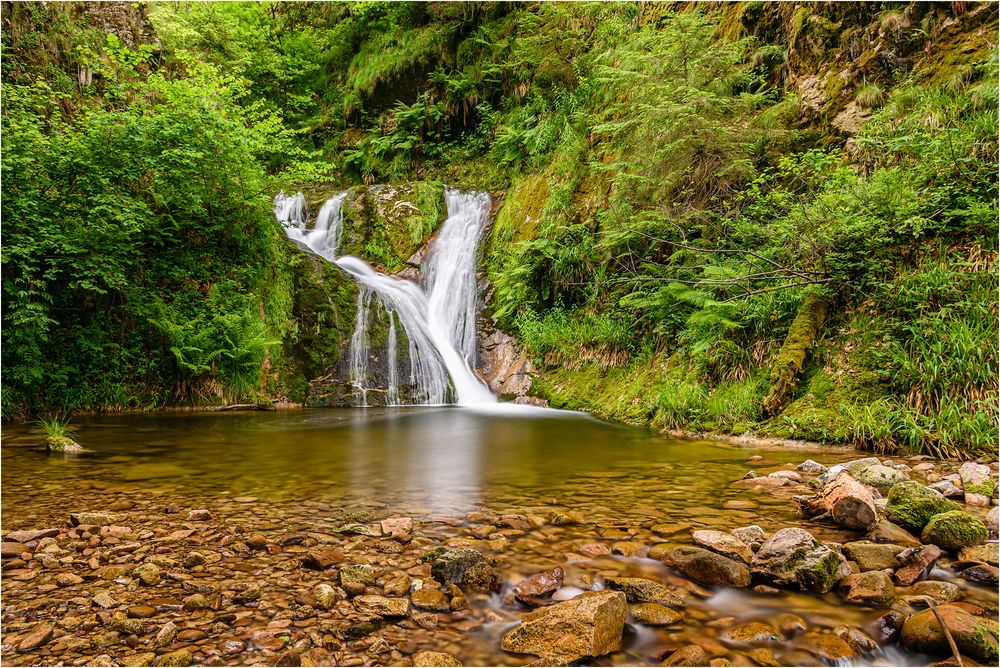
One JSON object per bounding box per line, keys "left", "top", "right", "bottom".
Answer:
{"left": 920, "top": 510, "right": 988, "bottom": 551}
{"left": 761, "top": 293, "right": 830, "bottom": 416}
{"left": 886, "top": 481, "right": 962, "bottom": 533}
{"left": 965, "top": 479, "right": 996, "bottom": 498}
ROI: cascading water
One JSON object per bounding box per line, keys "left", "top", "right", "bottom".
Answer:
{"left": 274, "top": 187, "right": 496, "bottom": 406}
{"left": 386, "top": 308, "right": 399, "bottom": 406}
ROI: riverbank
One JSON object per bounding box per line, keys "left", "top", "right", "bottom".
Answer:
{"left": 2, "top": 409, "right": 997, "bottom": 666}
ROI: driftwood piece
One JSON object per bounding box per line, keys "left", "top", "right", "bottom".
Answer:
{"left": 798, "top": 470, "right": 879, "bottom": 530}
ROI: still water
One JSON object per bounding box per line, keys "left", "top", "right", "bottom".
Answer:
{"left": 2, "top": 408, "right": 995, "bottom": 666}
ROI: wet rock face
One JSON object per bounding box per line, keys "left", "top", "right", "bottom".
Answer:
{"left": 901, "top": 604, "right": 1000, "bottom": 664}
{"left": 500, "top": 590, "right": 627, "bottom": 662}
{"left": 750, "top": 528, "right": 850, "bottom": 593}
{"left": 476, "top": 328, "right": 539, "bottom": 403}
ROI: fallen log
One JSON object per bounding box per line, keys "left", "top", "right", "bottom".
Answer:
{"left": 797, "top": 470, "right": 879, "bottom": 530}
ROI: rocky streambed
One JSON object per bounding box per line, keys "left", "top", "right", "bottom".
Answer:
{"left": 1, "top": 410, "right": 997, "bottom": 667}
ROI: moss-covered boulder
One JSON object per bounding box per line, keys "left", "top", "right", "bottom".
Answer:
{"left": 920, "top": 511, "right": 988, "bottom": 551}
{"left": 750, "top": 528, "right": 850, "bottom": 593}
{"left": 886, "top": 481, "right": 961, "bottom": 533}
{"left": 901, "top": 604, "right": 999, "bottom": 664}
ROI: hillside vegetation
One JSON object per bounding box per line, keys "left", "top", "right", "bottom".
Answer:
{"left": 2, "top": 2, "right": 996, "bottom": 457}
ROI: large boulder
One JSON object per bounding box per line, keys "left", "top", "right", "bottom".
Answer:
{"left": 901, "top": 604, "right": 999, "bottom": 664}
{"left": 750, "top": 528, "right": 850, "bottom": 593}
{"left": 500, "top": 590, "right": 627, "bottom": 662}
{"left": 959, "top": 462, "right": 995, "bottom": 498}
{"left": 885, "top": 482, "right": 960, "bottom": 532}
{"left": 920, "top": 511, "right": 987, "bottom": 551}
{"left": 661, "top": 546, "right": 751, "bottom": 587}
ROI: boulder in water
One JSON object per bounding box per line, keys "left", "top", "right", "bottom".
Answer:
{"left": 603, "top": 576, "right": 684, "bottom": 608}
{"left": 901, "top": 604, "right": 999, "bottom": 664}
{"left": 691, "top": 530, "right": 753, "bottom": 564}
{"left": 837, "top": 571, "right": 894, "bottom": 606}
{"left": 661, "top": 546, "right": 751, "bottom": 587}
{"left": 500, "top": 590, "right": 627, "bottom": 662}
{"left": 920, "top": 511, "right": 987, "bottom": 551}
{"left": 750, "top": 528, "right": 850, "bottom": 593}
{"left": 842, "top": 540, "right": 906, "bottom": 571}
{"left": 854, "top": 464, "right": 907, "bottom": 492}
{"left": 886, "top": 481, "right": 960, "bottom": 532}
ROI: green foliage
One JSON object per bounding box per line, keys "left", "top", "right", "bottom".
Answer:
{"left": 35, "top": 415, "right": 76, "bottom": 439}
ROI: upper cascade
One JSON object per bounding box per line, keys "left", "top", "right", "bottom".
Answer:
{"left": 274, "top": 187, "right": 497, "bottom": 406}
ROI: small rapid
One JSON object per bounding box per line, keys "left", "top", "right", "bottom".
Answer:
{"left": 274, "top": 187, "right": 496, "bottom": 406}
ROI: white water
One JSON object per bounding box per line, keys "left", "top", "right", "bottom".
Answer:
{"left": 274, "top": 188, "right": 496, "bottom": 406}
{"left": 386, "top": 307, "right": 399, "bottom": 406}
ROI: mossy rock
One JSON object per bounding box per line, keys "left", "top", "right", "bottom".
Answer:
{"left": 921, "top": 511, "right": 988, "bottom": 551}
{"left": 886, "top": 481, "right": 961, "bottom": 533}
{"left": 46, "top": 435, "right": 85, "bottom": 454}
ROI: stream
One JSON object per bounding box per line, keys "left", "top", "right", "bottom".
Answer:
{"left": 3, "top": 409, "right": 996, "bottom": 666}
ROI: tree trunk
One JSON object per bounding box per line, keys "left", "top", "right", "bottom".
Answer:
{"left": 798, "top": 470, "right": 879, "bottom": 530}
{"left": 761, "top": 292, "right": 830, "bottom": 416}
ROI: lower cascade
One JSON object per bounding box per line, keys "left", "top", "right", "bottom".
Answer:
{"left": 274, "top": 187, "right": 497, "bottom": 406}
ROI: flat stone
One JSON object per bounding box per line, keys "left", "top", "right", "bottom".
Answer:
{"left": 16, "top": 622, "right": 54, "bottom": 652}
{"left": 4, "top": 528, "right": 61, "bottom": 543}
{"left": 0, "top": 541, "right": 27, "bottom": 558}
{"left": 354, "top": 595, "right": 409, "bottom": 617}
{"left": 412, "top": 651, "right": 463, "bottom": 667}
{"left": 662, "top": 546, "right": 750, "bottom": 587}
{"left": 911, "top": 580, "right": 962, "bottom": 604}
{"left": 157, "top": 650, "right": 193, "bottom": 667}
{"left": 70, "top": 512, "right": 118, "bottom": 526}
{"left": 380, "top": 517, "right": 414, "bottom": 539}
{"left": 842, "top": 541, "right": 906, "bottom": 571}
{"left": 661, "top": 645, "right": 710, "bottom": 666}
{"left": 796, "top": 460, "right": 827, "bottom": 474}
{"left": 838, "top": 571, "right": 894, "bottom": 607}
{"left": 301, "top": 546, "right": 344, "bottom": 570}
{"left": 893, "top": 545, "right": 944, "bottom": 586}
{"left": 630, "top": 602, "right": 682, "bottom": 626}
{"left": 604, "top": 576, "right": 683, "bottom": 608}
{"left": 721, "top": 621, "right": 781, "bottom": 645}
{"left": 340, "top": 564, "right": 378, "bottom": 587}
{"left": 186, "top": 509, "right": 212, "bottom": 521}
{"left": 958, "top": 543, "right": 999, "bottom": 566}
{"left": 960, "top": 563, "right": 999, "bottom": 585}
{"left": 692, "top": 530, "right": 753, "bottom": 563}
{"left": 515, "top": 567, "right": 564, "bottom": 604}
{"left": 411, "top": 587, "right": 450, "bottom": 612}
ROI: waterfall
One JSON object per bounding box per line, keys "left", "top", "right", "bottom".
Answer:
{"left": 276, "top": 187, "right": 496, "bottom": 406}
{"left": 274, "top": 191, "right": 346, "bottom": 259}
{"left": 349, "top": 287, "right": 373, "bottom": 406}
{"left": 386, "top": 307, "right": 399, "bottom": 406}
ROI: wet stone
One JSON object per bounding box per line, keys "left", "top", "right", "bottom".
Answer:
{"left": 722, "top": 621, "right": 781, "bottom": 645}
{"left": 630, "top": 602, "right": 682, "bottom": 626}
{"left": 16, "top": 621, "right": 54, "bottom": 652}
{"left": 412, "top": 650, "right": 463, "bottom": 666}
